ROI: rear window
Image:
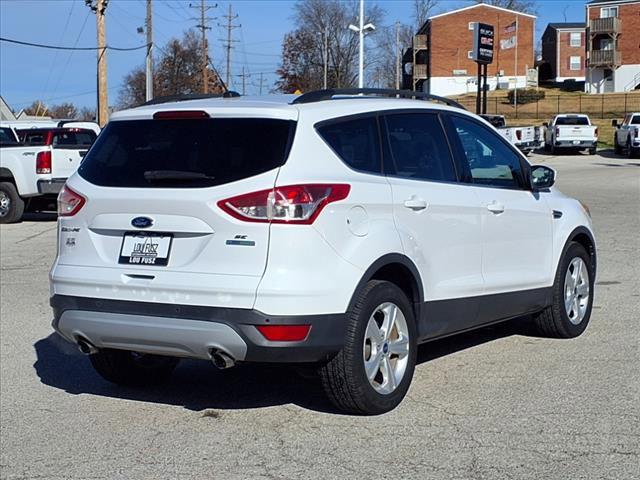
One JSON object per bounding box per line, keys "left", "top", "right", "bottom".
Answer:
{"left": 631, "top": 115, "right": 640, "bottom": 125}
{"left": 21, "top": 131, "right": 47, "bottom": 146}
{"left": 52, "top": 130, "right": 97, "bottom": 149}
{"left": 78, "top": 118, "right": 295, "bottom": 188}
{"left": 555, "top": 117, "right": 589, "bottom": 126}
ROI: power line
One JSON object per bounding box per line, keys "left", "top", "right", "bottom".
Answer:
{"left": 218, "top": 4, "right": 240, "bottom": 88}
{"left": 190, "top": 0, "right": 217, "bottom": 94}
{"left": 0, "top": 36, "right": 150, "bottom": 51}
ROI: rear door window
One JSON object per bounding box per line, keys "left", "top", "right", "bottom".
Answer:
{"left": 382, "top": 112, "right": 457, "bottom": 182}
{"left": 22, "top": 132, "right": 47, "bottom": 146}
{"left": 316, "top": 116, "right": 381, "bottom": 174}
{"left": 78, "top": 118, "right": 295, "bottom": 188}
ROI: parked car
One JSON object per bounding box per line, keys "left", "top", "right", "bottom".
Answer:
{"left": 544, "top": 114, "right": 598, "bottom": 154}
{"left": 49, "top": 90, "right": 597, "bottom": 415}
{"left": 0, "top": 126, "right": 98, "bottom": 223}
{"left": 612, "top": 113, "right": 640, "bottom": 158}
{"left": 481, "top": 115, "right": 543, "bottom": 155}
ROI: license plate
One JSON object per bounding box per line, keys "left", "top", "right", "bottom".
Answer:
{"left": 572, "top": 140, "right": 581, "bottom": 145}
{"left": 118, "top": 232, "right": 173, "bottom": 266}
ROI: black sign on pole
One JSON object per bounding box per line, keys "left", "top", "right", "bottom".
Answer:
{"left": 471, "top": 23, "right": 494, "bottom": 114}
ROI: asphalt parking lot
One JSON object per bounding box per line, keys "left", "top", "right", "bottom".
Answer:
{"left": 1, "top": 151, "right": 638, "bottom": 480}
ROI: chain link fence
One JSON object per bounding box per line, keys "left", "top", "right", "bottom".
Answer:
{"left": 456, "top": 93, "right": 640, "bottom": 119}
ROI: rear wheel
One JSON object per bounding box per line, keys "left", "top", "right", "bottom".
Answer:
{"left": 90, "top": 349, "right": 180, "bottom": 386}
{"left": 0, "top": 182, "right": 24, "bottom": 224}
{"left": 628, "top": 141, "right": 638, "bottom": 159}
{"left": 319, "top": 280, "right": 417, "bottom": 415}
{"left": 532, "top": 242, "right": 594, "bottom": 338}
{"left": 588, "top": 147, "right": 597, "bottom": 155}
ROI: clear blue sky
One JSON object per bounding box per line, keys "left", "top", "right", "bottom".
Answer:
{"left": 0, "top": 0, "right": 587, "bottom": 111}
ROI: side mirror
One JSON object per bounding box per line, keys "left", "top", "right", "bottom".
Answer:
{"left": 611, "top": 119, "right": 619, "bottom": 127}
{"left": 531, "top": 165, "right": 555, "bottom": 190}
{"left": 542, "top": 122, "right": 549, "bottom": 128}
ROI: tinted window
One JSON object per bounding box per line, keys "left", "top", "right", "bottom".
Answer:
{"left": 0, "top": 128, "right": 18, "bottom": 146}
{"left": 630, "top": 115, "right": 640, "bottom": 125}
{"left": 555, "top": 116, "right": 589, "bottom": 126}
{"left": 317, "top": 116, "right": 381, "bottom": 174}
{"left": 383, "top": 113, "right": 456, "bottom": 182}
{"left": 22, "top": 131, "right": 47, "bottom": 146}
{"left": 52, "top": 130, "right": 97, "bottom": 149}
{"left": 78, "top": 118, "right": 295, "bottom": 188}
{"left": 450, "top": 115, "right": 524, "bottom": 189}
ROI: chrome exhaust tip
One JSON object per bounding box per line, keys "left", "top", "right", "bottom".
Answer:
{"left": 77, "top": 337, "right": 98, "bottom": 355}
{"left": 209, "top": 349, "right": 236, "bottom": 369}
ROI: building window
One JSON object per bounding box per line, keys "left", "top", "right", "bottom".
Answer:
{"left": 600, "top": 6, "right": 618, "bottom": 18}
{"left": 570, "top": 56, "right": 582, "bottom": 71}
{"left": 570, "top": 32, "right": 581, "bottom": 47}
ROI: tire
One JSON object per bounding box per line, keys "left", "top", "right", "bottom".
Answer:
{"left": 628, "top": 141, "right": 638, "bottom": 159}
{"left": 318, "top": 280, "right": 417, "bottom": 415}
{"left": 550, "top": 145, "right": 557, "bottom": 155}
{"left": 89, "top": 348, "right": 180, "bottom": 386}
{"left": 532, "top": 242, "right": 594, "bottom": 338}
{"left": 0, "top": 182, "right": 25, "bottom": 224}
{"left": 614, "top": 136, "right": 622, "bottom": 155}
{"left": 588, "top": 148, "right": 597, "bottom": 155}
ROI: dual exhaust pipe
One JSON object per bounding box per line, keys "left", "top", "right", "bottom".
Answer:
{"left": 75, "top": 338, "right": 236, "bottom": 370}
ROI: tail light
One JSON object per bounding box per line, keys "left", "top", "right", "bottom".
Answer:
{"left": 218, "top": 184, "right": 350, "bottom": 224}
{"left": 57, "top": 185, "right": 86, "bottom": 217}
{"left": 36, "top": 151, "right": 52, "bottom": 174}
{"left": 555, "top": 127, "right": 560, "bottom": 137}
{"left": 255, "top": 324, "right": 311, "bottom": 342}
{"left": 595, "top": 127, "right": 598, "bottom": 137}
{"left": 516, "top": 130, "right": 522, "bottom": 141}
{"left": 153, "top": 110, "right": 209, "bottom": 120}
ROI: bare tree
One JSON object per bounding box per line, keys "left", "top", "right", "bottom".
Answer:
{"left": 371, "top": 0, "right": 438, "bottom": 88}
{"left": 48, "top": 102, "right": 78, "bottom": 119}
{"left": 276, "top": 0, "right": 384, "bottom": 92}
{"left": 118, "top": 30, "right": 224, "bottom": 108}
{"left": 474, "top": 0, "right": 537, "bottom": 14}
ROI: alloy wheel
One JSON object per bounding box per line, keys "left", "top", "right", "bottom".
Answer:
{"left": 564, "top": 257, "right": 590, "bottom": 325}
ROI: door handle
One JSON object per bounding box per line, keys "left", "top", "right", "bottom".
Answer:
{"left": 486, "top": 202, "right": 505, "bottom": 214}
{"left": 403, "top": 197, "right": 428, "bottom": 211}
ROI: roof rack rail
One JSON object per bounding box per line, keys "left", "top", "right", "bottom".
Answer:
{"left": 291, "top": 88, "right": 466, "bottom": 110}
{"left": 140, "top": 91, "right": 241, "bottom": 107}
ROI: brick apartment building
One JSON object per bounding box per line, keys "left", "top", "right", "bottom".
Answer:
{"left": 586, "top": 0, "right": 640, "bottom": 93}
{"left": 404, "top": 3, "right": 535, "bottom": 96}
{"left": 540, "top": 23, "right": 586, "bottom": 83}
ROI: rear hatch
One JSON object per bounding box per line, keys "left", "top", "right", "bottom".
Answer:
{"left": 56, "top": 113, "right": 296, "bottom": 307}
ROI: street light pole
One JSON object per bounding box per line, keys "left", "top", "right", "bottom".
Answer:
{"left": 348, "top": 0, "right": 375, "bottom": 89}
{"left": 358, "top": 0, "right": 364, "bottom": 88}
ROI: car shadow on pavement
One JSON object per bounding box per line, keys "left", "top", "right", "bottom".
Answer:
{"left": 22, "top": 212, "right": 58, "bottom": 222}
{"left": 33, "top": 317, "right": 534, "bottom": 414}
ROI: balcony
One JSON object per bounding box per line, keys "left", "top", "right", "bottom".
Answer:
{"left": 413, "top": 34, "right": 428, "bottom": 49}
{"left": 413, "top": 64, "right": 428, "bottom": 79}
{"left": 589, "top": 49, "right": 622, "bottom": 67}
{"left": 589, "top": 17, "right": 621, "bottom": 34}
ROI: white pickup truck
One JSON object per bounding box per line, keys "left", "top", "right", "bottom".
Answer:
{"left": 480, "top": 115, "right": 543, "bottom": 155}
{"left": 612, "top": 112, "right": 640, "bottom": 159}
{"left": 0, "top": 126, "right": 98, "bottom": 223}
{"left": 544, "top": 114, "right": 598, "bottom": 155}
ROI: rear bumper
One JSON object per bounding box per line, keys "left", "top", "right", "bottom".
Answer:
{"left": 37, "top": 178, "right": 66, "bottom": 195}
{"left": 51, "top": 295, "right": 347, "bottom": 363}
{"left": 554, "top": 140, "right": 597, "bottom": 148}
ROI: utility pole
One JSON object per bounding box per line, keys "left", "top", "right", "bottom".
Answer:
{"left": 219, "top": 4, "right": 240, "bottom": 88}
{"left": 323, "top": 25, "right": 328, "bottom": 89}
{"left": 255, "top": 72, "right": 268, "bottom": 95}
{"left": 86, "top": 0, "right": 109, "bottom": 127}
{"left": 190, "top": 1, "right": 216, "bottom": 93}
{"left": 237, "top": 66, "right": 249, "bottom": 95}
{"left": 395, "top": 21, "right": 400, "bottom": 90}
{"left": 145, "top": 0, "right": 153, "bottom": 101}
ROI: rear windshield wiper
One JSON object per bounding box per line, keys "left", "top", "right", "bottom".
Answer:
{"left": 143, "top": 170, "right": 216, "bottom": 183}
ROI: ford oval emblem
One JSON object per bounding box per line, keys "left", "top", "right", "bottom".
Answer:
{"left": 131, "top": 216, "right": 153, "bottom": 229}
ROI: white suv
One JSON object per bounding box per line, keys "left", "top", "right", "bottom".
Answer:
{"left": 50, "top": 89, "right": 596, "bottom": 415}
